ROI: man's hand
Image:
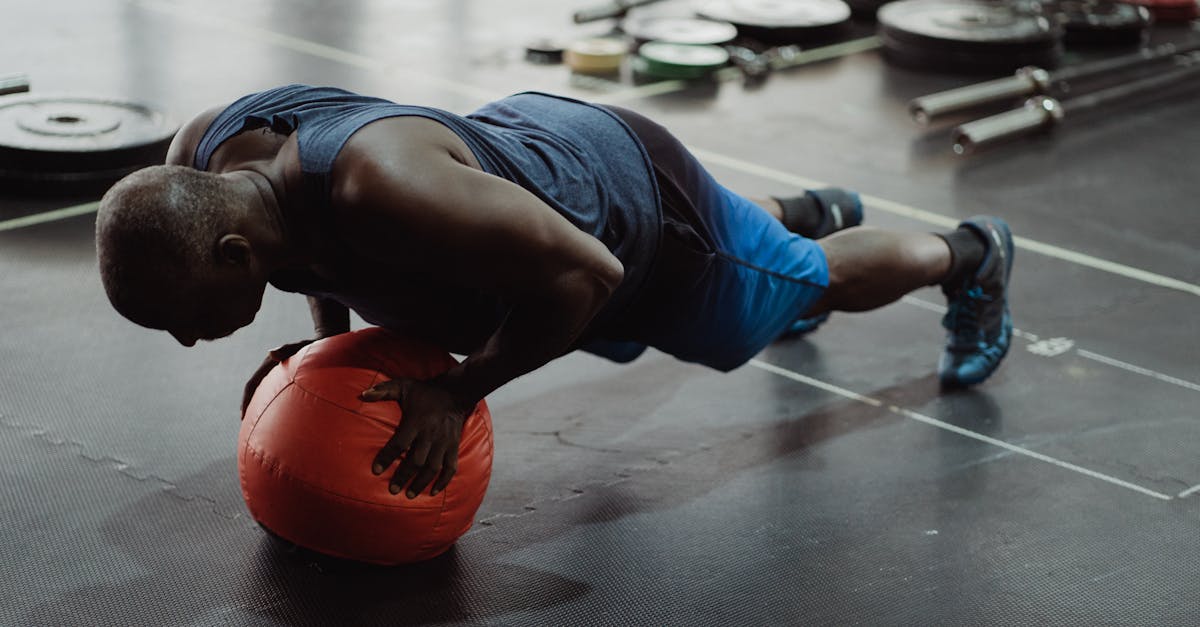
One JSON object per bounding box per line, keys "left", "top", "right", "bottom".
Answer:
{"left": 241, "top": 340, "right": 316, "bottom": 415}
{"left": 360, "top": 378, "right": 473, "bottom": 498}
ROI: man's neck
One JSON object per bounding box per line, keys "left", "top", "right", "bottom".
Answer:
{"left": 228, "top": 169, "right": 304, "bottom": 271}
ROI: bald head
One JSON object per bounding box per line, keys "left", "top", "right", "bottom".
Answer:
{"left": 96, "top": 165, "right": 247, "bottom": 327}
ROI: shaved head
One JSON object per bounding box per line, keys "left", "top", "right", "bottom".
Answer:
{"left": 96, "top": 165, "right": 244, "bottom": 327}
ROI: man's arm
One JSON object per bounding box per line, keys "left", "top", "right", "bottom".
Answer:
{"left": 308, "top": 296, "right": 350, "bottom": 338}
{"left": 164, "top": 106, "right": 225, "bottom": 166}
{"left": 240, "top": 296, "right": 350, "bottom": 415}
{"left": 334, "top": 119, "right": 624, "bottom": 497}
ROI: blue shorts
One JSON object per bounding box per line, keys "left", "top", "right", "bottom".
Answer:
{"left": 583, "top": 107, "right": 829, "bottom": 372}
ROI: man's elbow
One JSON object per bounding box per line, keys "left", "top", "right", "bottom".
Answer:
{"left": 594, "top": 255, "right": 624, "bottom": 297}
{"left": 558, "top": 256, "right": 623, "bottom": 307}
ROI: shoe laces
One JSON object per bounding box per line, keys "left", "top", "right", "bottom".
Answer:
{"left": 945, "top": 285, "right": 992, "bottom": 345}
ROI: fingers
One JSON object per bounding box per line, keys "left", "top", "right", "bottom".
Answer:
{"left": 388, "top": 440, "right": 433, "bottom": 497}
{"left": 372, "top": 426, "right": 417, "bottom": 477}
{"left": 430, "top": 449, "right": 458, "bottom": 497}
{"left": 388, "top": 444, "right": 458, "bottom": 499}
{"left": 268, "top": 339, "right": 314, "bottom": 362}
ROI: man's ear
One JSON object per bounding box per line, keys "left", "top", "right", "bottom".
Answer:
{"left": 217, "top": 234, "right": 253, "bottom": 267}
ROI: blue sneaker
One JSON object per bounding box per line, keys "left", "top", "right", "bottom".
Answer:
{"left": 938, "top": 216, "right": 1015, "bottom": 387}
{"left": 783, "top": 312, "right": 829, "bottom": 337}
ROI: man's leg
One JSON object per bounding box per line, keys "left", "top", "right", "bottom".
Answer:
{"left": 805, "top": 218, "right": 1015, "bottom": 387}
{"left": 752, "top": 191, "right": 863, "bottom": 336}
{"left": 598, "top": 103, "right": 1013, "bottom": 386}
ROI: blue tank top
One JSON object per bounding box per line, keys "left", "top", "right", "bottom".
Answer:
{"left": 193, "top": 84, "right": 661, "bottom": 332}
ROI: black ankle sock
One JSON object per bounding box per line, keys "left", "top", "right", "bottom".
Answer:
{"left": 937, "top": 226, "right": 987, "bottom": 288}
{"left": 773, "top": 194, "right": 822, "bottom": 238}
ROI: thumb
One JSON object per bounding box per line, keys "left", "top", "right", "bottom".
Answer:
{"left": 359, "top": 379, "right": 405, "bottom": 402}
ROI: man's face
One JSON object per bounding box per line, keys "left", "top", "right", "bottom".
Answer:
{"left": 163, "top": 270, "right": 264, "bottom": 347}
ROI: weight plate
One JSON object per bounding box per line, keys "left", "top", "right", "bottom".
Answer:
{"left": 843, "top": 0, "right": 891, "bottom": 19}
{"left": 525, "top": 39, "right": 566, "bottom": 64}
{"left": 1124, "top": 0, "right": 1195, "bottom": 6}
{"left": 564, "top": 38, "right": 628, "bottom": 74}
{"left": 639, "top": 42, "right": 731, "bottom": 67}
{"left": 879, "top": 29, "right": 1063, "bottom": 72}
{"left": 0, "top": 95, "right": 177, "bottom": 188}
{"left": 625, "top": 17, "right": 739, "bottom": 45}
{"left": 636, "top": 42, "right": 731, "bottom": 78}
{"left": 0, "top": 74, "right": 30, "bottom": 97}
{"left": 1124, "top": 0, "right": 1199, "bottom": 20}
{"left": 1049, "top": 1, "right": 1151, "bottom": 45}
{"left": 697, "top": 0, "right": 853, "bottom": 45}
{"left": 878, "top": 0, "right": 1062, "bottom": 50}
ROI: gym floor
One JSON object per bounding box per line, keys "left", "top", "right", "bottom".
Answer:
{"left": 3, "top": 1, "right": 1199, "bottom": 625}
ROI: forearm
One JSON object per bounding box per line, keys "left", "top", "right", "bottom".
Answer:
{"left": 437, "top": 267, "right": 618, "bottom": 408}
{"left": 308, "top": 296, "right": 350, "bottom": 338}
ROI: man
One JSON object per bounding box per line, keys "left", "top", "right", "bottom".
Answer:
{"left": 96, "top": 84, "right": 1013, "bottom": 501}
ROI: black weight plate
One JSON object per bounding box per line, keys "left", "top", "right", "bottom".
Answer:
{"left": 1128, "top": 0, "right": 1200, "bottom": 21}
{"left": 844, "top": 0, "right": 891, "bottom": 19}
{"left": 878, "top": 0, "right": 1062, "bottom": 53}
{"left": 625, "top": 17, "right": 739, "bottom": 45}
{"left": 0, "top": 95, "right": 177, "bottom": 181}
{"left": 697, "top": 0, "right": 853, "bottom": 45}
{"left": 1050, "top": 1, "right": 1151, "bottom": 45}
{"left": 525, "top": 39, "right": 566, "bottom": 64}
{"left": 879, "top": 29, "right": 1063, "bottom": 72}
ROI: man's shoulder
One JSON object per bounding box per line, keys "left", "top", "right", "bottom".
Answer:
{"left": 332, "top": 115, "right": 479, "bottom": 204}
{"left": 164, "top": 105, "right": 228, "bottom": 167}
{"left": 344, "top": 115, "right": 466, "bottom": 158}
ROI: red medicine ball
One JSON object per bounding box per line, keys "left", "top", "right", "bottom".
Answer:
{"left": 238, "top": 327, "right": 494, "bottom": 565}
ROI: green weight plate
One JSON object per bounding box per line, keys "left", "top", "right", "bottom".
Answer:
{"left": 636, "top": 42, "right": 731, "bottom": 79}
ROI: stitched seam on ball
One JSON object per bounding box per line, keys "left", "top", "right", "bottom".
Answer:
{"left": 288, "top": 370, "right": 392, "bottom": 430}
{"left": 243, "top": 380, "right": 295, "bottom": 443}
{"left": 245, "top": 444, "right": 444, "bottom": 511}
{"left": 246, "top": 384, "right": 444, "bottom": 510}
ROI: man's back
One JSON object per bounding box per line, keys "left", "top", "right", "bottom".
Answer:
{"left": 167, "top": 85, "right": 663, "bottom": 344}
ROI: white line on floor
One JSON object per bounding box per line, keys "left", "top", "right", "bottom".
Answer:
{"left": 689, "top": 149, "right": 1200, "bottom": 299}
{"left": 0, "top": 202, "right": 99, "bottom": 233}
{"left": 901, "top": 296, "right": 1196, "bottom": 395}
{"left": 899, "top": 295, "right": 946, "bottom": 314}
{"left": 592, "top": 79, "right": 689, "bottom": 105}
{"left": 1178, "top": 485, "right": 1200, "bottom": 499}
{"left": 134, "top": 0, "right": 498, "bottom": 104}
{"left": 748, "top": 358, "right": 1174, "bottom": 501}
{"left": 1076, "top": 350, "right": 1200, "bottom": 394}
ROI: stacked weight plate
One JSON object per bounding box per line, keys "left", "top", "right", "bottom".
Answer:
{"left": 697, "top": 0, "right": 853, "bottom": 45}
{"left": 878, "top": 0, "right": 1065, "bottom": 73}
{"left": 626, "top": 17, "right": 738, "bottom": 80}
{"left": 1123, "top": 0, "right": 1200, "bottom": 21}
{"left": 634, "top": 41, "right": 732, "bottom": 79}
{"left": 1046, "top": 0, "right": 1152, "bottom": 45}
{"left": 0, "top": 94, "right": 178, "bottom": 193}
{"left": 625, "top": 16, "right": 739, "bottom": 45}
{"left": 565, "top": 38, "right": 629, "bottom": 74}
